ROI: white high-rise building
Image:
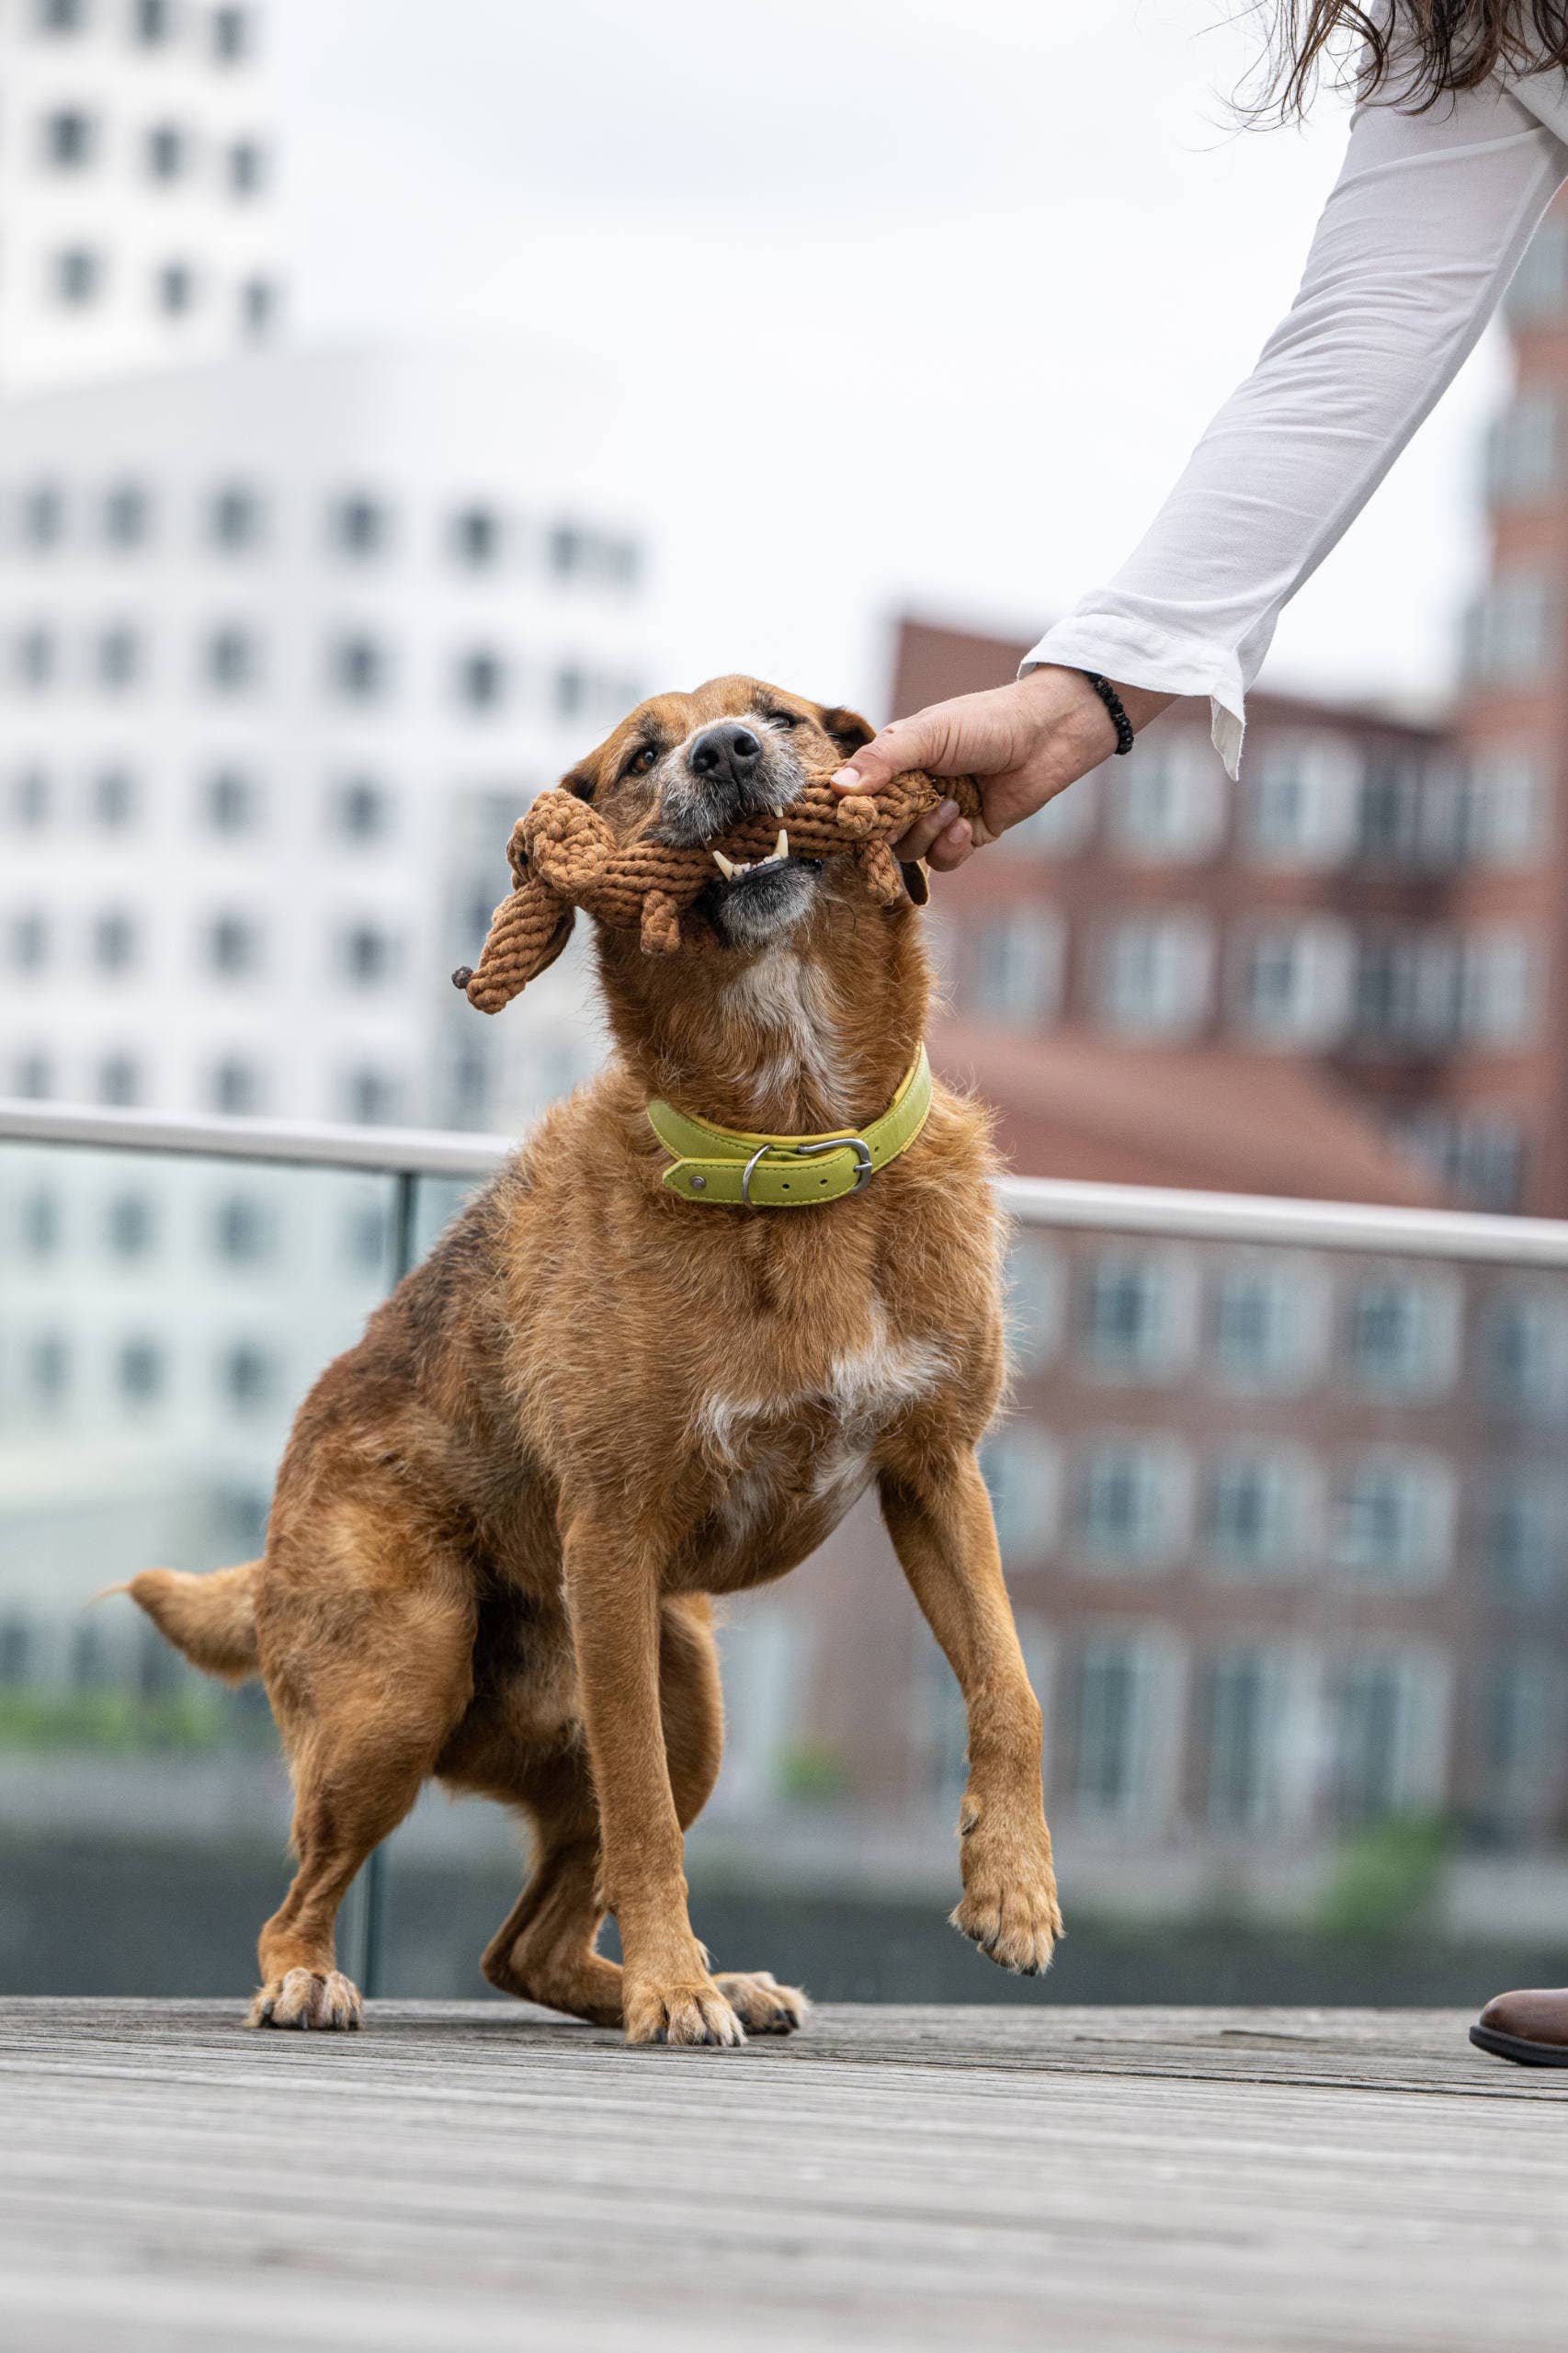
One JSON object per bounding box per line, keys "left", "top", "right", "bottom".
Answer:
{"left": 0, "top": 0, "right": 281, "bottom": 392}
{"left": 0, "top": 0, "right": 658, "bottom": 1688}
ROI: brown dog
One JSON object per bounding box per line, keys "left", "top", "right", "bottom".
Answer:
{"left": 130, "top": 676, "right": 1062, "bottom": 2045}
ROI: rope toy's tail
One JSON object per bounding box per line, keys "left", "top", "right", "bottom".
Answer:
{"left": 452, "top": 769, "right": 980, "bottom": 1016}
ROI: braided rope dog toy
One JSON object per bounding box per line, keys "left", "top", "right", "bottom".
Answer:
{"left": 452, "top": 767, "right": 983, "bottom": 1015}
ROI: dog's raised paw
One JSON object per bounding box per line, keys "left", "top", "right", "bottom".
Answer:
{"left": 951, "top": 1870, "right": 1062, "bottom": 1977}
{"left": 624, "top": 1978, "right": 745, "bottom": 2049}
{"left": 713, "top": 1970, "right": 810, "bottom": 2035}
{"left": 247, "top": 1968, "right": 363, "bottom": 2031}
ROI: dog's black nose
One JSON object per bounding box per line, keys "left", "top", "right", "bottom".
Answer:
{"left": 688, "top": 722, "right": 762, "bottom": 789}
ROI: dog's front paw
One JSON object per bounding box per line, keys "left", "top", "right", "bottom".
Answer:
{"left": 247, "top": 1968, "right": 363, "bottom": 2030}
{"left": 952, "top": 1834, "right": 1062, "bottom": 1976}
{"left": 713, "top": 1970, "right": 810, "bottom": 2035}
{"left": 623, "top": 1975, "right": 745, "bottom": 2048}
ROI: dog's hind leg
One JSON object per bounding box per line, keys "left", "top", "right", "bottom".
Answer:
{"left": 482, "top": 1597, "right": 805, "bottom": 2035}
{"left": 250, "top": 1559, "right": 476, "bottom": 2030}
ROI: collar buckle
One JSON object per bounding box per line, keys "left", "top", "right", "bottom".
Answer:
{"left": 740, "top": 1132, "right": 873, "bottom": 1209}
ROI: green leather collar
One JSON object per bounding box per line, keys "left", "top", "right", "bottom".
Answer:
{"left": 648, "top": 1046, "right": 933, "bottom": 1210}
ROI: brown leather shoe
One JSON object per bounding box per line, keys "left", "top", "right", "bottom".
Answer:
{"left": 1470, "top": 1987, "right": 1568, "bottom": 2066}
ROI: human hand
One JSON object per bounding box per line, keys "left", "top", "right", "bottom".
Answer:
{"left": 830, "top": 665, "right": 1175, "bottom": 869}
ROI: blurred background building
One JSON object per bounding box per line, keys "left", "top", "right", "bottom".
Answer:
{"left": 5, "top": 1, "right": 1568, "bottom": 2003}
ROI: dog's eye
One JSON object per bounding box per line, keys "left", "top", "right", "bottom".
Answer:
{"left": 622, "top": 745, "right": 659, "bottom": 779}
{"left": 767, "top": 711, "right": 801, "bottom": 732}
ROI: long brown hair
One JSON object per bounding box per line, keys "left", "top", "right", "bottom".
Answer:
{"left": 1262, "top": 3, "right": 1568, "bottom": 115}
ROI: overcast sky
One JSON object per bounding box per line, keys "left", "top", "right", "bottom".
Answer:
{"left": 273, "top": 0, "right": 1508, "bottom": 723}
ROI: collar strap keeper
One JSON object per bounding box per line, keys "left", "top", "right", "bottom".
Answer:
{"left": 648, "top": 1047, "right": 933, "bottom": 1210}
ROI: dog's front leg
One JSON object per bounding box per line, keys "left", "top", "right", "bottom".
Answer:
{"left": 563, "top": 1514, "right": 744, "bottom": 2047}
{"left": 880, "top": 1449, "right": 1062, "bottom": 1974}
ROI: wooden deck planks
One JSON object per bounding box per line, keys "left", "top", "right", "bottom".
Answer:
{"left": 1, "top": 2002, "right": 1564, "bottom": 2352}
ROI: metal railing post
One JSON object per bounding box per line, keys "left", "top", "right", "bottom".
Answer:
{"left": 355, "top": 1165, "right": 422, "bottom": 2003}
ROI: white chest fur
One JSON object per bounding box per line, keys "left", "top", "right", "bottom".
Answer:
{"left": 697, "top": 1303, "right": 951, "bottom": 1541}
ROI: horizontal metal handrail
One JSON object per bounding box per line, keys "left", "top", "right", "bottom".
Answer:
{"left": 6, "top": 1094, "right": 1568, "bottom": 1266}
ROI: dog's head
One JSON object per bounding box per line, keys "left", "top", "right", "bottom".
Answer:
{"left": 562, "top": 674, "right": 875, "bottom": 954}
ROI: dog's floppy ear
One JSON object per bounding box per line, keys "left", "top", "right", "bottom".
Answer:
{"left": 814, "top": 703, "right": 877, "bottom": 760}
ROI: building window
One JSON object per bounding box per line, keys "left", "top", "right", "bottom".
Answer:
{"left": 330, "top": 494, "right": 390, "bottom": 558}
{"left": 205, "top": 627, "right": 258, "bottom": 690}
{"left": 1070, "top": 1636, "right": 1162, "bottom": 1819}
{"left": 1333, "top": 1452, "right": 1453, "bottom": 1588}
{"left": 21, "top": 483, "right": 65, "bottom": 549}
{"left": 241, "top": 278, "right": 276, "bottom": 336}
{"left": 451, "top": 506, "right": 502, "bottom": 566}
{"left": 1506, "top": 218, "right": 1568, "bottom": 324}
{"left": 1458, "top": 930, "right": 1537, "bottom": 1049}
{"left": 1355, "top": 756, "right": 1425, "bottom": 862}
{"left": 17, "top": 627, "right": 56, "bottom": 689}
{"left": 118, "top": 1337, "right": 165, "bottom": 1403}
{"left": 156, "top": 260, "right": 197, "bottom": 315}
{"left": 92, "top": 768, "right": 138, "bottom": 829}
{"left": 53, "top": 247, "right": 103, "bottom": 306}
{"left": 96, "top": 624, "right": 142, "bottom": 689}
{"left": 207, "top": 912, "right": 261, "bottom": 974}
{"left": 1096, "top": 915, "right": 1211, "bottom": 1039}
{"left": 967, "top": 907, "right": 1063, "bottom": 1025}
{"left": 1204, "top": 1449, "right": 1302, "bottom": 1576}
{"left": 1328, "top": 1651, "right": 1447, "bottom": 1824}
{"left": 222, "top": 1341, "right": 274, "bottom": 1409}
{"left": 227, "top": 136, "right": 267, "bottom": 195}
{"left": 343, "top": 1068, "right": 403, "bottom": 1126}
{"left": 145, "top": 122, "right": 187, "bottom": 180}
{"left": 208, "top": 482, "right": 264, "bottom": 550}
{"left": 1446, "top": 748, "right": 1544, "bottom": 869}
{"left": 108, "top": 1193, "right": 154, "bottom": 1256}
{"left": 1006, "top": 1236, "right": 1064, "bottom": 1374}
{"left": 9, "top": 911, "right": 49, "bottom": 972}
{"left": 1082, "top": 1250, "right": 1190, "bottom": 1378}
{"left": 1394, "top": 1108, "right": 1523, "bottom": 1213}
{"left": 1201, "top": 1647, "right": 1293, "bottom": 1830}
{"left": 103, "top": 482, "right": 151, "bottom": 547}
{"left": 212, "top": 4, "right": 249, "bottom": 61}
{"left": 1485, "top": 1289, "right": 1568, "bottom": 1418}
{"left": 331, "top": 777, "right": 391, "bottom": 841}
{"left": 1485, "top": 1475, "right": 1568, "bottom": 1608}
{"left": 341, "top": 924, "right": 398, "bottom": 985}
{"left": 15, "top": 1051, "right": 53, "bottom": 1099}
{"left": 20, "top": 1190, "right": 60, "bottom": 1256}
{"left": 98, "top": 1052, "right": 142, "bottom": 1107}
{"left": 331, "top": 636, "right": 390, "bottom": 699}
{"left": 11, "top": 769, "right": 51, "bottom": 828}
{"left": 214, "top": 1194, "right": 273, "bottom": 1262}
{"left": 210, "top": 1057, "right": 263, "bottom": 1115}
{"left": 1075, "top": 1438, "right": 1185, "bottom": 1569}
{"left": 457, "top": 649, "right": 506, "bottom": 710}
{"left": 1234, "top": 919, "right": 1353, "bottom": 1047}
{"left": 36, "top": 0, "right": 88, "bottom": 33}
{"left": 203, "top": 767, "right": 259, "bottom": 834}
{"left": 1246, "top": 735, "right": 1359, "bottom": 863}
{"left": 133, "top": 0, "right": 173, "bottom": 42}
{"left": 93, "top": 909, "right": 139, "bottom": 972}
{"left": 1464, "top": 570, "right": 1554, "bottom": 686}
{"left": 30, "top": 1336, "right": 71, "bottom": 1409}
{"left": 1351, "top": 928, "right": 1458, "bottom": 1052}
{"left": 42, "top": 108, "right": 97, "bottom": 169}
{"left": 1108, "top": 734, "right": 1223, "bottom": 861}
{"left": 1346, "top": 1275, "right": 1459, "bottom": 1398}
{"left": 979, "top": 1430, "right": 1057, "bottom": 1567}
{"left": 1212, "top": 1260, "right": 1322, "bottom": 1389}
{"left": 1486, "top": 392, "right": 1561, "bottom": 505}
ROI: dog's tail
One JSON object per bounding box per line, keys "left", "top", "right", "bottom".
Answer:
{"left": 118, "top": 1561, "right": 263, "bottom": 1684}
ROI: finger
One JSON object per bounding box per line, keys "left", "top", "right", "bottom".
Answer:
{"left": 926, "top": 817, "right": 972, "bottom": 872}
{"left": 831, "top": 709, "right": 949, "bottom": 795}
{"left": 892, "top": 799, "right": 960, "bottom": 863}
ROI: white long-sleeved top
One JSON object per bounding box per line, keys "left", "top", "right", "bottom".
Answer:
{"left": 1024, "top": 60, "right": 1568, "bottom": 774}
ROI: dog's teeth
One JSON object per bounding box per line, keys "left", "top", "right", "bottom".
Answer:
{"left": 712, "top": 850, "right": 738, "bottom": 881}
{"left": 775, "top": 828, "right": 789, "bottom": 860}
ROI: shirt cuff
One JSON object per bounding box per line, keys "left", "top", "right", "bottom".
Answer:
{"left": 1019, "top": 617, "right": 1248, "bottom": 780}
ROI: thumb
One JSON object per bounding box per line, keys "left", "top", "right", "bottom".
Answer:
{"left": 830, "top": 708, "right": 949, "bottom": 795}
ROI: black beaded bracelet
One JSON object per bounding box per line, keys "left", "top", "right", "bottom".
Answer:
{"left": 1082, "top": 671, "right": 1136, "bottom": 756}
